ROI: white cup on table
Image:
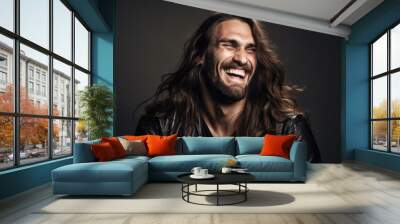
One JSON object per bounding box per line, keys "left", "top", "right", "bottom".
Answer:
{"left": 199, "top": 169, "right": 208, "bottom": 176}
{"left": 221, "top": 167, "right": 232, "bottom": 173}
{"left": 191, "top": 167, "right": 202, "bottom": 176}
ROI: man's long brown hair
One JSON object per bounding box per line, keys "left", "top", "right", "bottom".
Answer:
{"left": 140, "top": 13, "right": 302, "bottom": 136}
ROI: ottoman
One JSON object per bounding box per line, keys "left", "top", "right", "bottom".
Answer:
{"left": 52, "top": 158, "right": 148, "bottom": 196}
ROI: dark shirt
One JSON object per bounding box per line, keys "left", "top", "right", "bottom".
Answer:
{"left": 135, "top": 114, "right": 321, "bottom": 162}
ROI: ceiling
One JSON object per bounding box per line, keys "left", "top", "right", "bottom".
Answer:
{"left": 164, "top": 0, "right": 384, "bottom": 39}
{"left": 227, "top": 0, "right": 352, "bottom": 23}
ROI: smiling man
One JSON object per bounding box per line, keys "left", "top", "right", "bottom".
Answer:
{"left": 198, "top": 19, "right": 257, "bottom": 136}
{"left": 135, "top": 14, "right": 321, "bottom": 162}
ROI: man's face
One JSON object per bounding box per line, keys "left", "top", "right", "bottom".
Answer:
{"left": 201, "top": 19, "right": 257, "bottom": 102}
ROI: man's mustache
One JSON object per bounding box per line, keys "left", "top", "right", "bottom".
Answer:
{"left": 221, "top": 61, "right": 252, "bottom": 74}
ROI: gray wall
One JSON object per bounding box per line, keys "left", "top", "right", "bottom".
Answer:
{"left": 115, "top": 0, "right": 342, "bottom": 162}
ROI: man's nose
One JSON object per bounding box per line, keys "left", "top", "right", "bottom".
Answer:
{"left": 232, "top": 49, "right": 248, "bottom": 65}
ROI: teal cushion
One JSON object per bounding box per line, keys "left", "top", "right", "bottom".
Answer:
{"left": 177, "top": 137, "right": 235, "bottom": 155}
{"left": 52, "top": 159, "right": 147, "bottom": 183}
{"left": 236, "top": 155, "right": 293, "bottom": 172}
{"left": 235, "top": 137, "right": 264, "bottom": 155}
{"left": 148, "top": 154, "right": 235, "bottom": 172}
{"left": 73, "top": 139, "right": 100, "bottom": 163}
{"left": 116, "top": 155, "right": 150, "bottom": 163}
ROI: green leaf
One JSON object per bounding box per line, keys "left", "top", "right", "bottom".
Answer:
{"left": 79, "top": 84, "right": 113, "bottom": 140}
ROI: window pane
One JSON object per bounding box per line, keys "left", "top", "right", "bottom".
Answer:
{"left": 20, "top": 117, "right": 49, "bottom": 165}
{"left": 372, "top": 77, "right": 387, "bottom": 119}
{"left": 0, "top": 34, "right": 14, "bottom": 112}
{"left": 53, "top": 0, "right": 72, "bottom": 60}
{"left": 74, "top": 69, "right": 89, "bottom": 118}
{"left": 20, "top": 44, "right": 49, "bottom": 115}
{"left": 0, "top": 0, "right": 14, "bottom": 32}
{"left": 0, "top": 116, "right": 13, "bottom": 170}
{"left": 372, "top": 33, "right": 387, "bottom": 76}
{"left": 53, "top": 119, "right": 72, "bottom": 158}
{"left": 20, "top": 0, "right": 49, "bottom": 49}
{"left": 392, "top": 24, "right": 400, "bottom": 70}
{"left": 74, "top": 17, "right": 89, "bottom": 70}
{"left": 75, "top": 120, "right": 88, "bottom": 143}
{"left": 391, "top": 72, "right": 400, "bottom": 118}
{"left": 372, "top": 121, "right": 387, "bottom": 151}
{"left": 53, "top": 59, "right": 72, "bottom": 117}
{"left": 391, "top": 120, "right": 400, "bottom": 153}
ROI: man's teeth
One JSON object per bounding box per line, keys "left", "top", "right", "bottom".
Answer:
{"left": 225, "top": 68, "right": 245, "bottom": 77}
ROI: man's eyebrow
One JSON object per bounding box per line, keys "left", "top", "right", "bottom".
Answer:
{"left": 246, "top": 43, "right": 256, "bottom": 48}
{"left": 217, "top": 38, "right": 237, "bottom": 44}
{"left": 217, "top": 38, "right": 256, "bottom": 47}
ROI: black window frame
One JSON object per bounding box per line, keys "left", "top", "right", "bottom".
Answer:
{"left": 0, "top": 0, "right": 92, "bottom": 171}
{"left": 369, "top": 19, "right": 400, "bottom": 154}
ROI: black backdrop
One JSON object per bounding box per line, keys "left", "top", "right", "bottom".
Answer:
{"left": 115, "top": 0, "right": 343, "bottom": 162}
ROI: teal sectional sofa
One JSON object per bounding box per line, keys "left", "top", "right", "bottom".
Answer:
{"left": 52, "top": 137, "right": 307, "bottom": 196}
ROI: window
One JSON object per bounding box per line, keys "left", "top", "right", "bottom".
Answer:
{"left": 74, "top": 69, "right": 89, "bottom": 119}
{"left": 28, "top": 67, "right": 34, "bottom": 80}
{"left": 35, "top": 70, "right": 40, "bottom": 81}
{"left": 0, "top": 0, "right": 13, "bottom": 32}
{"left": 53, "top": 59, "right": 72, "bottom": 117}
{"left": 35, "top": 83, "right": 40, "bottom": 95}
{"left": 0, "top": 54, "right": 7, "bottom": 86}
{"left": 370, "top": 23, "right": 400, "bottom": 154}
{"left": 0, "top": 71, "right": 6, "bottom": 84}
{"left": 0, "top": 55, "right": 7, "bottom": 67}
{"left": 0, "top": 35, "right": 13, "bottom": 112}
{"left": 74, "top": 18, "right": 89, "bottom": 70}
{"left": 28, "top": 81, "right": 34, "bottom": 94}
{"left": 53, "top": 0, "right": 72, "bottom": 60}
{"left": 0, "top": 0, "right": 91, "bottom": 170}
{"left": 42, "top": 85, "right": 46, "bottom": 97}
{"left": 20, "top": 0, "right": 49, "bottom": 49}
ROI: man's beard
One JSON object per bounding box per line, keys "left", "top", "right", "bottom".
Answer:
{"left": 200, "top": 64, "right": 249, "bottom": 105}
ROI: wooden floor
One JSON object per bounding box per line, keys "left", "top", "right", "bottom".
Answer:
{"left": 1, "top": 162, "right": 400, "bottom": 224}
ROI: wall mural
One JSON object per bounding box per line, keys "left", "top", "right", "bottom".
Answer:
{"left": 133, "top": 13, "right": 321, "bottom": 162}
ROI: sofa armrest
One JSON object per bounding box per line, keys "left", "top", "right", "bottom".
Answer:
{"left": 289, "top": 141, "right": 307, "bottom": 181}
{"left": 73, "top": 140, "right": 100, "bottom": 163}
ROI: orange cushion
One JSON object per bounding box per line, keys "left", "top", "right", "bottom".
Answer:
{"left": 124, "top": 135, "right": 148, "bottom": 141}
{"left": 91, "top": 142, "right": 118, "bottom": 161}
{"left": 259, "top": 134, "right": 296, "bottom": 159}
{"left": 146, "top": 134, "right": 177, "bottom": 157}
{"left": 101, "top": 137, "right": 127, "bottom": 158}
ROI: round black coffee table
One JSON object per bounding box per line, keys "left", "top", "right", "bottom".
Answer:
{"left": 177, "top": 173, "right": 255, "bottom": 206}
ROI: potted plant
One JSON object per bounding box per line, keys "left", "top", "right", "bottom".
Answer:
{"left": 79, "top": 84, "right": 113, "bottom": 140}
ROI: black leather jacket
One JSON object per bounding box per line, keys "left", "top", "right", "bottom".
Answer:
{"left": 135, "top": 114, "right": 321, "bottom": 162}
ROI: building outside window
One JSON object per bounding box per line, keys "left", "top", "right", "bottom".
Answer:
{"left": 41, "top": 73, "right": 46, "bottom": 83}
{"left": 0, "top": 54, "right": 7, "bottom": 90}
{"left": 54, "top": 89, "right": 58, "bottom": 101}
{"left": 0, "top": 71, "right": 6, "bottom": 83}
{"left": 0, "top": 54, "right": 7, "bottom": 67}
{"left": 28, "top": 81, "right": 34, "bottom": 94}
{"left": 370, "top": 22, "right": 400, "bottom": 154}
{"left": 35, "top": 70, "right": 40, "bottom": 81}
{"left": 42, "top": 85, "right": 46, "bottom": 97}
{"left": 0, "top": 0, "right": 91, "bottom": 170}
{"left": 0, "top": 73, "right": 5, "bottom": 86}
{"left": 35, "top": 83, "right": 40, "bottom": 95}
{"left": 28, "top": 66, "right": 34, "bottom": 79}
